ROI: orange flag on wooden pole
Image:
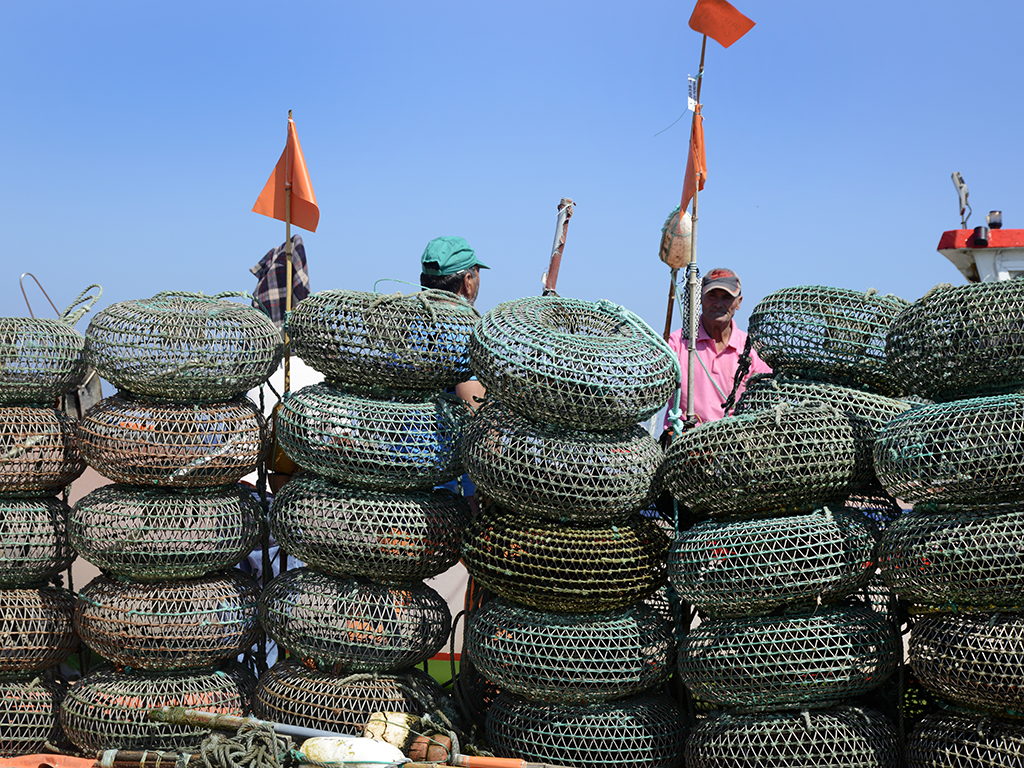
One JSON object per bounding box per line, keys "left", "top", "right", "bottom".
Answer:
{"left": 253, "top": 114, "right": 319, "bottom": 233}
{"left": 679, "top": 106, "right": 706, "bottom": 214}
{"left": 688, "top": 0, "right": 754, "bottom": 48}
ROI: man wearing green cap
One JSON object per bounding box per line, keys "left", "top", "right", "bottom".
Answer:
{"left": 419, "top": 235, "right": 489, "bottom": 307}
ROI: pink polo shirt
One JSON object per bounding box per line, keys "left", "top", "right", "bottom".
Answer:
{"left": 663, "top": 319, "right": 772, "bottom": 429}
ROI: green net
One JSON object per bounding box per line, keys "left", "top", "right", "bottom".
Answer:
{"left": 469, "top": 296, "right": 678, "bottom": 431}
{"left": 0, "top": 496, "right": 74, "bottom": 587}
{"left": 462, "top": 400, "right": 661, "bottom": 523}
{"left": 843, "top": 490, "right": 905, "bottom": 534}
{"left": 907, "top": 710, "right": 1024, "bottom": 768}
{"left": 74, "top": 570, "right": 261, "bottom": 672}
{"left": 0, "top": 405, "right": 84, "bottom": 498}
{"left": 75, "top": 394, "right": 266, "bottom": 489}
{"left": 0, "top": 318, "right": 87, "bottom": 405}
{"left": 287, "top": 288, "right": 481, "bottom": 391}
{"left": 0, "top": 586, "right": 76, "bottom": 673}
{"left": 747, "top": 285, "right": 909, "bottom": 395}
{"left": 276, "top": 383, "right": 465, "bottom": 491}
{"left": 0, "top": 674, "right": 66, "bottom": 757}
{"left": 270, "top": 472, "right": 469, "bottom": 583}
{"left": 84, "top": 292, "right": 283, "bottom": 402}
{"left": 70, "top": 484, "right": 261, "bottom": 581}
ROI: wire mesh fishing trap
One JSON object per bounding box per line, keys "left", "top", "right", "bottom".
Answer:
{"left": 74, "top": 570, "right": 262, "bottom": 671}
{"left": 485, "top": 692, "right": 686, "bottom": 768}
{"left": 60, "top": 663, "right": 256, "bottom": 752}
{"left": 469, "top": 296, "right": 678, "bottom": 431}
{"left": 661, "top": 402, "right": 857, "bottom": 519}
{"left": 0, "top": 406, "right": 84, "bottom": 497}
{"left": 269, "top": 473, "right": 469, "bottom": 583}
{"left": 669, "top": 506, "right": 877, "bottom": 617}
{"left": 0, "top": 586, "right": 76, "bottom": 672}
{"left": 464, "top": 595, "right": 674, "bottom": 704}
{"left": 276, "top": 383, "right": 465, "bottom": 491}
{"left": 75, "top": 395, "right": 266, "bottom": 488}
{"left": 0, "top": 674, "right": 67, "bottom": 757}
{"left": 0, "top": 496, "right": 74, "bottom": 586}
{"left": 872, "top": 394, "right": 1024, "bottom": 506}
{"left": 746, "top": 286, "right": 909, "bottom": 395}
{"left": 259, "top": 568, "right": 451, "bottom": 672}
{"left": 84, "top": 292, "right": 283, "bottom": 402}
{"left": 70, "top": 483, "right": 262, "bottom": 581}
{"left": 685, "top": 705, "right": 900, "bottom": 768}
{"left": 679, "top": 604, "right": 900, "bottom": 711}
{"left": 286, "top": 288, "right": 481, "bottom": 391}
{"left": 907, "top": 710, "right": 1024, "bottom": 768}
{"left": 462, "top": 505, "right": 668, "bottom": 613}
{"left": 0, "top": 318, "right": 87, "bottom": 405}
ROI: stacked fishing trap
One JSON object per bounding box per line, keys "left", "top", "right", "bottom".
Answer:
{"left": 663, "top": 285, "right": 908, "bottom": 767}
{"left": 462, "top": 296, "right": 686, "bottom": 768}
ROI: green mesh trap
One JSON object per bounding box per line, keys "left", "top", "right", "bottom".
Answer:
{"left": 747, "top": 285, "right": 909, "bottom": 395}
{"left": 669, "top": 506, "right": 876, "bottom": 618}
{"left": 0, "top": 318, "right": 87, "bottom": 405}
{"left": 679, "top": 604, "right": 900, "bottom": 711}
{"left": 84, "top": 292, "right": 283, "bottom": 402}
{"left": 259, "top": 568, "right": 450, "bottom": 672}
{"left": 462, "top": 505, "right": 668, "bottom": 613}
{"left": 685, "top": 705, "right": 900, "bottom": 768}
{"left": 843, "top": 490, "right": 905, "bottom": 534}
{"left": 469, "top": 296, "right": 677, "bottom": 431}
{"left": 287, "top": 288, "right": 481, "bottom": 391}
{"left": 276, "top": 383, "right": 465, "bottom": 491}
{"left": 70, "top": 484, "right": 262, "bottom": 581}
{"left": 872, "top": 394, "right": 1024, "bottom": 507}
{"left": 485, "top": 692, "right": 686, "bottom": 768}
{"left": 907, "top": 710, "right": 1024, "bottom": 768}
{"left": 465, "top": 594, "right": 674, "bottom": 704}
{"left": 0, "top": 496, "right": 74, "bottom": 587}
{"left": 661, "top": 402, "right": 857, "bottom": 519}
{"left": 60, "top": 663, "right": 255, "bottom": 753}
{"left": 270, "top": 472, "right": 469, "bottom": 583}
{"left": 75, "top": 394, "right": 266, "bottom": 488}
{"left": 910, "top": 611, "right": 1024, "bottom": 717}
{"left": 0, "top": 586, "right": 76, "bottom": 672}
{"left": 0, "top": 674, "right": 66, "bottom": 757}
{"left": 74, "top": 570, "right": 261, "bottom": 671}
{"left": 0, "top": 406, "right": 84, "bottom": 497}
{"left": 462, "top": 400, "right": 661, "bottom": 522}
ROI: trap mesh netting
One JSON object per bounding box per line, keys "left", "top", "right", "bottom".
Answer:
{"left": 0, "top": 406, "right": 84, "bottom": 497}
{"left": 685, "top": 705, "right": 900, "bottom": 768}
{"left": 0, "top": 318, "right": 87, "bottom": 405}
{"left": 276, "top": 383, "right": 465, "bottom": 491}
{"left": 286, "top": 288, "right": 481, "bottom": 391}
{"left": 661, "top": 402, "right": 857, "bottom": 519}
{"left": 75, "top": 395, "right": 266, "bottom": 488}
{"left": 60, "top": 663, "right": 255, "bottom": 753}
{"left": 74, "top": 570, "right": 262, "bottom": 671}
{"left": 0, "top": 674, "right": 66, "bottom": 757}
{"left": 0, "top": 586, "right": 76, "bottom": 672}
{"left": 872, "top": 394, "right": 1024, "bottom": 506}
{"left": 84, "top": 291, "right": 283, "bottom": 402}
{"left": 886, "top": 280, "right": 1024, "bottom": 402}
{"left": 462, "top": 505, "right": 668, "bottom": 613}
{"left": 469, "top": 296, "right": 678, "bottom": 431}
{"left": 270, "top": 473, "right": 468, "bottom": 583}
{"left": 746, "top": 285, "right": 909, "bottom": 395}
{"left": 843, "top": 490, "right": 905, "bottom": 534}
{"left": 259, "top": 568, "right": 450, "bottom": 672}
{"left": 465, "top": 594, "right": 674, "bottom": 704}
{"left": 0, "top": 496, "right": 74, "bottom": 586}
{"left": 462, "top": 400, "right": 661, "bottom": 522}
{"left": 669, "top": 506, "right": 877, "bottom": 618}
{"left": 70, "top": 484, "right": 261, "bottom": 581}
{"left": 485, "top": 692, "right": 686, "bottom": 768}
{"left": 907, "top": 710, "right": 1024, "bottom": 768}
{"left": 679, "top": 603, "right": 900, "bottom": 711}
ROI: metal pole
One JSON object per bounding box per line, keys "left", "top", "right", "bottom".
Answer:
{"left": 685, "top": 35, "right": 708, "bottom": 423}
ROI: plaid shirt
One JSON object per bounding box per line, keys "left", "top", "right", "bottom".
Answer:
{"left": 251, "top": 235, "right": 311, "bottom": 327}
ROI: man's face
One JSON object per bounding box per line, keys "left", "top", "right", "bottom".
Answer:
{"left": 701, "top": 287, "right": 742, "bottom": 323}
{"left": 462, "top": 267, "right": 480, "bottom": 305}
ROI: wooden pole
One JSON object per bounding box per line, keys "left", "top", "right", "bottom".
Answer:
{"left": 543, "top": 198, "right": 575, "bottom": 295}
{"left": 284, "top": 110, "right": 294, "bottom": 396}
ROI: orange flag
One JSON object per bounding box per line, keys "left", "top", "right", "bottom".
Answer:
{"left": 680, "top": 106, "right": 706, "bottom": 214}
{"left": 689, "top": 0, "right": 755, "bottom": 48}
{"left": 253, "top": 115, "right": 319, "bottom": 233}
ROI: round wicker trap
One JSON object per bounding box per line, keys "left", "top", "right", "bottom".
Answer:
{"left": 469, "top": 296, "right": 677, "bottom": 431}
{"left": 0, "top": 406, "right": 84, "bottom": 497}
{"left": 276, "top": 384, "right": 464, "bottom": 491}
{"left": 679, "top": 603, "right": 900, "bottom": 711}
{"left": 75, "top": 570, "right": 262, "bottom": 671}
{"left": 84, "top": 292, "right": 283, "bottom": 401}
{"left": 661, "top": 402, "right": 857, "bottom": 519}
{"left": 0, "top": 496, "right": 74, "bottom": 586}
{"left": 259, "top": 568, "right": 451, "bottom": 672}
{"left": 485, "top": 691, "right": 686, "bottom": 768}
{"left": 462, "top": 505, "right": 668, "bottom": 613}
{"left": 746, "top": 285, "right": 909, "bottom": 394}
{"left": 0, "top": 318, "right": 87, "bottom": 405}
{"left": 287, "top": 288, "right": 480, "bottom": 391}
{"left": 70, "top": 483, "right": 261, "bottom": 581}
{"left": 75, "top": 394, "right": 266, "bottom": 488}
{"left": 907, "top": 710, "right": 1024, "bottom": 768}
{"left": 0, "top": 674, "right": 66, "bottom": 757}
{"left": 0, "top": 586, "right": 77, "bottom": 672}
{"left": 462, "top": 400, "right": 661, "bottom": 522}
{"left": 270, "top": 472, "right": 469, "bottom": 583}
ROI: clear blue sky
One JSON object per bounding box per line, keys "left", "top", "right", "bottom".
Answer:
{"left": 3, "top": 1, "right": 1022, "bottom": 338}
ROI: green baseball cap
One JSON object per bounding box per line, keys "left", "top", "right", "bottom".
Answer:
{"left": 420, "top": 236, "right": 490, "bottom": 276}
